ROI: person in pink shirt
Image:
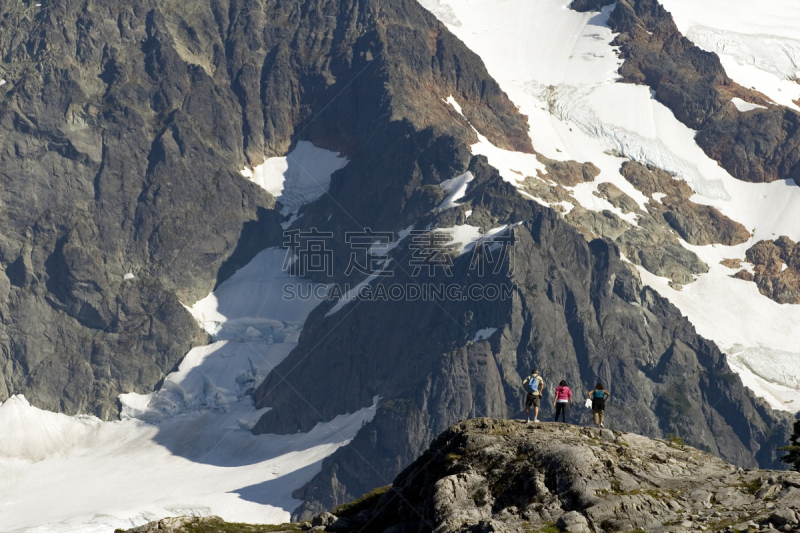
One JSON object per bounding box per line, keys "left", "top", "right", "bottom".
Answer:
{"left": 553, "top": 380, "right": 573, "bottom": 423}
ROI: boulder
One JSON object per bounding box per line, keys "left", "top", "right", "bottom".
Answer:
{"left": 556, "top": 511, "right": 591, "bottom": 533}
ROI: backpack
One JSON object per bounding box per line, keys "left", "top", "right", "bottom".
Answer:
{"left": 524, "top": 376, "right": 540, "bottom": 394}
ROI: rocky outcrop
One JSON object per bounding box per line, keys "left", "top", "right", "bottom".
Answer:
{"left": 567, "top": 205, "right": 709, "bottom": 285}
{"left": 320, "top": 419, "right": 800, "bottom": 533}
{"left": 251, "top": 161, "right": 790, "bottom": 520}
{"left": 745, "top": 238, "right": 800, "bottom": 304}
{"left": 117, "top": 516, "right": 301, "bottom": 533}
{"left": 509, "top": 158, "right": 747, "bottom": 285}
{"left": 620, "top": 161, "right": 751, "bottom": 247}
{"left": 0, "top": 0, "right": 529, "bottom": 417}
{"left": 537, "top": 154, "right": 601, "bottom": 187}
{"left": 571, "top": 0, "right": 800, "bottom": 184}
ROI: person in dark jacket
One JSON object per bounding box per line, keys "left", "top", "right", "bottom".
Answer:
{"left": 553, "top": 380, "right": 572, "bottom": 423}
{"left": 587, "top": 382, "right": 610, "bottom": 428}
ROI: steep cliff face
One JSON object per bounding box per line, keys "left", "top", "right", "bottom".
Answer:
{"left": 571, "top": 0, "right": 800, "bottom": 184}
{"left": 0, "top": 0, "right": 527, "bottom": 417}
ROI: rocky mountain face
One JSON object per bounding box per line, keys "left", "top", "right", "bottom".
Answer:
{"left": 571, "top": 0, "right": 800, "bottom": 185}
{"left": 253, "top": 158, "right": 790, "bottom": 519}
{"left": 563, "top": 159, "right": 750, "bottom": 287}
{"left": 0, "top": 0, "right": 526, "bottom": 417}
{"left": 121, "top": 419, "right": 800, "bottom": 533}
{"left": 1, "top": 0, "right": 796, "bottom": 525}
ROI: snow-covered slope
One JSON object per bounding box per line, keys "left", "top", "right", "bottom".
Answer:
{"left": 0, "top": 151, "right": 368, "bottom": 532}
{"left": 660, "top": 0, "right": 800, "bottom": 111}
{"left": 419, "top": 0, "right": 800, "bottom": 411}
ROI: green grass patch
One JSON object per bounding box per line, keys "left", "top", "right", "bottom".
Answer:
{"left": 666, "top": 433, "right": 684, "bottom": 446}
{"left": 741, "top": 478, "right": 763, "bottom": 495}
{"left": 331, "top": 484, "right": 392, "bottom": 518}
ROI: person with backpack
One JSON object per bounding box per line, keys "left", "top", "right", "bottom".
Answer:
{"left": 587, "top": 382, "right": 610, "bottom": 428}
{"left": 553, "top": 380, "right": 573, "bottom": 423}
{"left": 522, "top": 369, "right": 545, "bottom": 423}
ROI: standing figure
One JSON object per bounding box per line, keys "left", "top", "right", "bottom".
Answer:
{"left": 588, "top": 382, "right": 610, "bottom": 428}
{"left": 522, "top": 369, "right": 545, "bottom": 423}
{"left": 553, "top": 380, "right": 572, "bottom": 423}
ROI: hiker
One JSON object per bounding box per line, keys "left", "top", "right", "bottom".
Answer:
{"left": 522, "top": 368, "right": 545, "bottom": 423}
{"left": 553, "top": 379, "right": 572, "bottom": 423}
{"left": 588, "top": 382, "right": 610, "bottom": 428}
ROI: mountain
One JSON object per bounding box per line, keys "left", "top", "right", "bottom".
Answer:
{"left": 1, "top": 0, "right": 800, "bottom": 530}
{"left": 0, "top": 0, "right": 527, "bottom": 419}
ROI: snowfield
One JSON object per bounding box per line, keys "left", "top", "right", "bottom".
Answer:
{"left": 241, "top": 141, "right": 348, "bottom": 217}
{"left": 421, "top": 0, "right": 800, "bottom": 411}
{"left": 0, "top": 248, "right": 377, "bottom": 532}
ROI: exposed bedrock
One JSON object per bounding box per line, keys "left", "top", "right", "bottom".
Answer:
{"left": 323, "top": 419, "right": 800, "bottom": 533}
{"left": 537, "top": 154, "right": 601, "bottom": 187}
{"left": 620, "top": 161, "right": 751, "bottom": 247}
{"left": 745, "top": 237, "right": 800, "bottom": 305}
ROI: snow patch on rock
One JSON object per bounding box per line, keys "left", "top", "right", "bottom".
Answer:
{"left": 241, "top": 141, "right": 348, "bottom": 216}
{"left": 438, "top": 171, "right": 475, "bottom": 210}
{"left": 473, "top": 328, "right": 497, "bottom": 342}
{"left": 731, "top": 97, "right": 768, "bottom": 113}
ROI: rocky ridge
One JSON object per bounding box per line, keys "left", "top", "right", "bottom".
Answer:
{"left": 121, "top": 419, "right": 800, "bottom": 533}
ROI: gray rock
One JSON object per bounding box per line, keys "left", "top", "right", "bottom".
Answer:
{"left": 769, "top": 509, "right": 798, "bottom": 527}
{"left": 556, "top": 511, "right": 591, "bottom": 533}
{"left": 312, "top": 512, "right": 337, "bottom": 527}
{"left": 733, "top": 521, "right": 759, "bottom": 533}
{"left": 599, "top": 429, "right": 615, "bottom": 442}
